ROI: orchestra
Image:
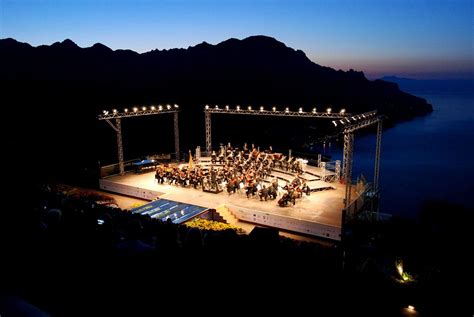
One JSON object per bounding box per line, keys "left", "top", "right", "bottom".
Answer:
{"left": 154, "top": 145, "right": 310, "bottom": 207}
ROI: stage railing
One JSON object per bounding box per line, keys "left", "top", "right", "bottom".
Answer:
{"left": 343, "top": 182, "right": 370, "bottom": 223}
{"left": 100, "top": 153, "right": 172, "bottom": 178}
{"left": 198, "top": 147, "right": 327, "bottom": 162}
{"left": 100, "top": 159, "right": 138, "bottom": 178}
{"left": 281, "top": 149, "right": 332, "bottom": 167}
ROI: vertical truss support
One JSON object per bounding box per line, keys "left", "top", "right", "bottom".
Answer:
{"left": 335, "top": 160, "right": 341, "bottom": 182}
{"left": 317, "top": 154, "right": 322, "bottom": 168}
{"left": 174, "top": 112, "right": 180, "bottom": 161}
{"left": 343, "top": 132, "right": 354, "bottom": 209}
{"left": 342, "top": 132, "right": 353, "bottom": 181}
{"left": 105, "top": 118, "right": 124, "bottom": 175}
{"left": 205, "top": 112, "right": 212, "bottom": 154}
{"left": 320, "top": 161, "right": 327, "bottom": 182}
{"left": 374, "top": 120, "right": 382, "bottom": 193}
{"left": 115, "top": 118, "right": 125, "bottom": 176}
{"left": 371, "top": 120, "right": 383, "bottom": 213}
{"left": 196, "top": 146, "right": 201, "bottom": 160}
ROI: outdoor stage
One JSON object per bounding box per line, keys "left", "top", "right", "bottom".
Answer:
{"left": 97, "top": 106, "right": 382, "bottom": 241}
{"left": 100, "top": 160, "right": 360, "bottom": 241}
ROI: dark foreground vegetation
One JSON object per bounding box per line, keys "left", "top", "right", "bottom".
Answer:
{"left": 1, "top": 182, "right": 471, "bottom": 316}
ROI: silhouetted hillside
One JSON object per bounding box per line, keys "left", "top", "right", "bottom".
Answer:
{"left": 1, "top": 36, "right": 431, "bottom": 116}
{"left": 0, "top": 36, "right": 433, "bottom": 181}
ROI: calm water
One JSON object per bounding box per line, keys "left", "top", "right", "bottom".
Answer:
{"left": 315, "top": 93, "right": 474, "bottom": 218}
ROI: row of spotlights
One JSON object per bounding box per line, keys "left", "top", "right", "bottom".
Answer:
{"left": 204, "top": 105, "right": 345, "bottom": 114}
{"left": 102, "top": 104, "right": 179, "bottom": 115}
{"left": 331, "top": 111, "right": 376, "bottom": 127}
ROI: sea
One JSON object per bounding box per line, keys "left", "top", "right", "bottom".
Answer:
{"left": 312, "top": 91, "right": 474, "bottom": 218}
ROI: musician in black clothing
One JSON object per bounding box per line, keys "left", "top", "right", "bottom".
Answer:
{"left": 210, "top": 167, "right": 217, "bottom": 190}
{"left": 302, "top": 181, "right": 311, "bottom": 196}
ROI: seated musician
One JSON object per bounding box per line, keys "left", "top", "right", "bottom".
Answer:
{"left": 291, "top": 176, "right": 302, "bottom": 187}
{"left": 302, "top": 181, "right": 311, "bottom": 196}
{"left": 211, "top": 151, "right": 217, "bottom": 164}
{"left": 259, "top": 185, "right": 269, "bottom": 201}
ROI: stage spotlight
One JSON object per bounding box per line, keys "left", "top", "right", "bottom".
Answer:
{"left": 215, "top": 105, "right": 219, "bottom": 109}
{"left": 133, "top": 107, "right": 138, "bottom": 112}
{"left": 236, "top": 105, "right": 240, "bottom": 111}
{"left": 225, "top": 105, "right": 229, "bottom": 110}
{"left": 285, "top": 107, "right": 289, "bottom": 113}
{"left": 272, "top": 107, "right": 277, "bottom": 111}
{"left": 113, "top": 109, "right": 117, "bottom": 113}
{"left": 340, "top": 119, "right": 345, "bottom": 125}
{"left": 298, "top": 107, "right": 303, "bottom": 113}
{"left": 346, "top": 118, "right": 351, "bottom": 123}
{"left": 248, "top": 106, "right": 252, "bottom": 110}
{"left": 332, "top": 121, "right": 337, "bottom": 127}
{"left": 205, "top": 105, "right": 209, "bottom": 110}
{"left": 102, "top": 110, "right": 106, "bottom": 114}
{"left": 174, "top": 104, "right": 179, "bottom": 108}
{"left": 124, "top": 108, "right": 128, "bottom": 113}
{"left": 159, "top": 105, "right": 163, "bottom": 111}
{"left": 326, "top": 107, "right": 332, "bottom": 113}
{"left": 167, "top": 104, "right": 171, "bottom": 110}
{"left": 260, "top": 106, "right": 264, "bottom": 112}
{"left": 312, "top": 108, "right": 317, "bottom": 113}
{"left": 142, "top": 106, "right": 147, "bottom": 111}
{"left": 351, "top": 116, "right": 357, "bottom": 121}
{"left": 407, "top": 306, "right": 415, "bottom": 311}
{"left": 151, "top": 106, "right": 156, "bottom": 110}
{"left": 340, "top": 108, "right": 346, "bottom": 114}
{"left": 362, "top": 114, "right": 366, "bottom": 118}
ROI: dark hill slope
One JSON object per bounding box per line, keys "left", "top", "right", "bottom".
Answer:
{"left": 0, "top": 36, "right": 432, "bottom": 179}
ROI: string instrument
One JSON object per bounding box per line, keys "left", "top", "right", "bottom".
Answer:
{"left": 251, "top": 149, "right": 259, "bottom": 158}
{"left": 245, "top": 173, "right": 253, "bottom": 183}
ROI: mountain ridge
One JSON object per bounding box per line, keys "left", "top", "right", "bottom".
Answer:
{"left": 0, "top": 36, "right": 434, "bottom": 118}
{"left": 0, "top": 35, "right": 434, "bottom": 175}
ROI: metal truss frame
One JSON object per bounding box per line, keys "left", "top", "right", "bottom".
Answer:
{"left": 99, "top": 106, "right": 180, "bottom": 175}
{"left": 204, "top": 106, "right": 350, "bottom": 153}
{"left": 203, "top": 105, "right": 383, "bottom": 212}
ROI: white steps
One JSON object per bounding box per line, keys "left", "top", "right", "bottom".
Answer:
{"left": 215, "top": 205, "right": 255, "bottom": 234}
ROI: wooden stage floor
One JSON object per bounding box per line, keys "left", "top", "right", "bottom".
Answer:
{"left": 103, "top": 166, "right": 350, "bottom": 229}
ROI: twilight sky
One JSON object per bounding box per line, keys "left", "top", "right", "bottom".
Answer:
{"left": 1, "top": 0, "right": 472, "bottom": 79}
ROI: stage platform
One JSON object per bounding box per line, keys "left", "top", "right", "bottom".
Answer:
{"left": 99, "top": 164, "right": 356, "bottom": 241}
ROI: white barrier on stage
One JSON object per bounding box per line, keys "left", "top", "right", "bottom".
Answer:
{"left": 228, "top": 205, "right": 341, "bottom": 241}
{"left": 99, "top": 178, "right": 160, "bottom": 201}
